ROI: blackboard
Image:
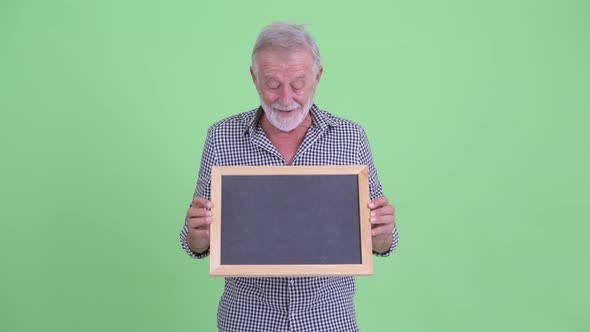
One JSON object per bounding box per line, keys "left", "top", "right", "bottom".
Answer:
{"left": 209, "top": 165, "right": 373, "bottom": 277}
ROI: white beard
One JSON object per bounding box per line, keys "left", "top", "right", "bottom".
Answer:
{"left": 260, "top": 96, "right": 314, "bottom": 132}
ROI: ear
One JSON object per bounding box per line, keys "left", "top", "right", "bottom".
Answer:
{"left": 250, "top": 66, "right": 258, "bottom": 86}
{"left": 315, "top": 66, "right": 324, "bottom": 84}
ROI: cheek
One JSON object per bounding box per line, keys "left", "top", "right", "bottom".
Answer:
{"left": 260, "top": 90, "right": 278, "bottom": 103}
{"left": 295, "top": 88, "right": 313, "bottom": 102}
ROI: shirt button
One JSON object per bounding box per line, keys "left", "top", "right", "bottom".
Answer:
{"left": 289, "top": 279, "right": 294, "bottom": 285}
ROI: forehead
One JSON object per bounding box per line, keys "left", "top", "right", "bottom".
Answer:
{"left": 256, "top": 48, "right": 314, "bottom": 78}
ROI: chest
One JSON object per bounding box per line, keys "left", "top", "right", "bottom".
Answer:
{"left": 216, "top": 127, "right": 361, "bottom": 166}
{"left": 267, "top": 135, "right": 304, "bottom": 164}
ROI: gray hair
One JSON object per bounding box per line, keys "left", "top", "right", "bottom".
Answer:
{"left": 251, "top": 22, "right": 321, "bottom": 77}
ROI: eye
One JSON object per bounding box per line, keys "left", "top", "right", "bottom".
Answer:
{"left": 292, "top": 81, "right": 305, "bottom": 90}
{"left": 267, "top": 81, "right": 280, "bottom": 89}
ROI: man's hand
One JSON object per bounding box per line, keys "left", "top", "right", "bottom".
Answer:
{"left": 368, "top": 196, "right": 395, "bottom": 254}
{"left": 186, "top": 197, "right": 213, "bottom": 254}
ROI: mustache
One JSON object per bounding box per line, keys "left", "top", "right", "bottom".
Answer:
{"left": 271, "top": 102, "right": 302, "bottom": 111}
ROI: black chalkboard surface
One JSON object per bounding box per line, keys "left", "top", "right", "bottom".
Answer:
{"left": 209, "top": 165, "right": 373, "bottom": 277}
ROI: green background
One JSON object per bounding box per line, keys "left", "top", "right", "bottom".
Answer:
{"left": 1, "top": 0, "right": 588, "bottom": 331}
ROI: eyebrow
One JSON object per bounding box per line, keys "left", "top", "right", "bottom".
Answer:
{"left": 263, "top": 75, "right": 307, "bottom": 81}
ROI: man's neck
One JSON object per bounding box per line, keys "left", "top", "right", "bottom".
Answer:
{"left": 260, "top": 113, "right": 312, "bottom": 164}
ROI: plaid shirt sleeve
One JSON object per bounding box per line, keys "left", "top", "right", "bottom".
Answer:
{"left": 179, "top": 127, "right": 216, "bottom": 259}
{"left": 357, "top": 127, "right": 400, "bottom": 257}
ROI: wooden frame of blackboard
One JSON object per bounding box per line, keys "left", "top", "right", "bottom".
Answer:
{"left": 209, "top": 165, "right": 373, "bottom": 277}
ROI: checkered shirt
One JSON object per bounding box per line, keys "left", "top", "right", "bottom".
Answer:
{"left": 180, "top": 104, "right": 399, "bottom": 332}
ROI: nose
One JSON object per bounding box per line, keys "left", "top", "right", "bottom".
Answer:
{"left": 278, "top": 85, "right": 294, "bottom": 106}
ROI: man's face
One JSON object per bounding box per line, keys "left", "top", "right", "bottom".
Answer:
{"left": 251, "top": 48, "right": 322, "bottom": 132}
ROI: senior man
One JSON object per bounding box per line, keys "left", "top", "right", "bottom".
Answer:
{"left": 180, "top": 22, "right": 399, "bottom": 331}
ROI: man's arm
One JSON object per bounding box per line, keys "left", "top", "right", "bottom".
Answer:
{"left": 357, "top": 126, "right": 399, "bottom": 256}
{"left": 179, "top": 127, "right": 217, "bottom": 259}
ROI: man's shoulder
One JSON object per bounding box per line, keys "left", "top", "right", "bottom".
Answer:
{"left": 207, "top": 108, "right": 259, "bottom": 133}
{"left": 314, "top": 107, "right": 366, "bottom": 135}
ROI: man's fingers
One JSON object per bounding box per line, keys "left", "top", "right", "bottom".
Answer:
{"left": 187, "top": 228, "right": 210, "bottom": 239}
{"left": 369, "top": 204, "right": 395, "bottom": 224}
{"left": 187, "top": 217, "right": 211, "bottom": 230}
{"left": 187, "top": 206, "right": 212, "bottom": 218}
{"left": 192, "top": 197, "right": 213, "bottom": 209}
{"left": 368, "top": 196, "right": 395, "bottom": 228}
{"left": 186, "top": 197, "right": 213, "bottom": 231}
{"left": 370, "top": 213, "right": 395, "bottom": 226}
{"left": 368, "top": 196, "right": 389, "bottom": 209}
{"left": 371, "top": 223, "right": 394, "bottom": 237}
{"left": 371, "top": 204, "right": 395, "bottom": 216}
{"left": 187, "top": 210, "right": 212, "bottom": 229}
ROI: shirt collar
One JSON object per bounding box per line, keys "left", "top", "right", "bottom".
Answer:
{"left": 242, "top": 104, "right": 336, "bottom": 136}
